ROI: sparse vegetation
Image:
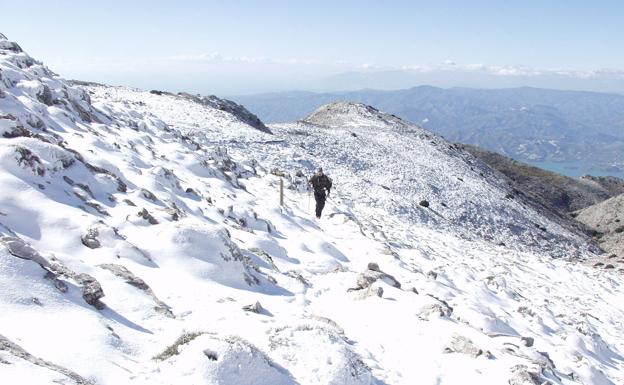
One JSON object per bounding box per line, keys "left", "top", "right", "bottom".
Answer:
{"left": 153, "top": 332, "right": 206, "bottom": 361}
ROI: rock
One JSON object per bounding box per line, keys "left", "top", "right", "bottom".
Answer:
{"left": 443, "top": 334, "right": 486, "bottom": 358}
{"left": 605, "top": 264, "right": 615, "bottom": 269}
{"left": 80, "top": 226, "right": 101, "bottom": 249}
{"left": 1, "top": 236, "right": 51, "bottom": 269}
{"left": 351, "top": 286, "right": 384, "bottom": 300}
{"left": 419, "top": 200, "right": 430, "bottom": 208}
{"left": 98, "top": 263, "right": 173, "bottom": 317}
{"left": 508, "top": 365, "right": 542, "bottom": 385}
{"left": 36, "top": 84, "right": 54, "bottom": 106}
{"left": 98, "top": 263, "right": 148, "bottom": 290}
{"left": 74, "top": 273, "right": 105, "bottom": 310}
{"left": 242, "top": 301, "right": 263, "bottom": 314}
{"left": 352, "top": 262, "right": 401, "bottom": 291}
{"left": 140, "top": 188, "right": 158, "bottom": 201}
{"left": 418, "top": 302, "right": 453, "bottom": 320}
{"left": 138, "top": 208, "right": 158, "bottom": 224}
{"left": 521, "top": 336, "right": 535, "bottom": 347}
{"left": 367, "top": 262, "right": 380, "bottom": 271}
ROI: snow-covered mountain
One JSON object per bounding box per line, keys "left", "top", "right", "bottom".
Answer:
{"left": 1, "top": 33, "right": 623, "bottom": 385}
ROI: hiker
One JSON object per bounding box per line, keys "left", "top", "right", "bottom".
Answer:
{"left": 309, "top": 167, "right": 332, "bottom": 218}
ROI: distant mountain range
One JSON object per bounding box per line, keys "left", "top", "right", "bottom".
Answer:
{"left": 232, "top": 86, "right": 624, "bottom": 176}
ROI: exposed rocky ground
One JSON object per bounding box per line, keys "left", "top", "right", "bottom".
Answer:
{"left": 462, "top": 144, "right": 624, "bottom": 213}
{"left": 1, "top": 33, "right": 623, "bottom": 385}
{"left": 574, "top": 193, "right": 624, "bottom": 271}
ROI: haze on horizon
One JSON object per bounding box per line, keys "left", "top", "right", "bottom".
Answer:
{"left": 4, "top": 0, "right": 624, "bottom": 95}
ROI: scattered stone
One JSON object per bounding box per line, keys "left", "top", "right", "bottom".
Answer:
{"left": 426, "top": 270, "right": 437, "bottom": 280}
{"left": 605, "top": 264, "right": 615, "bottom": 269}
{"left": 419, "top": 200, "right": 430, "bottom": 208}
{"left": 242, "top": 301, "right": 263, "bottom": 314}
{"left": 593, "top": 262, "right": 605, "bottom": 267}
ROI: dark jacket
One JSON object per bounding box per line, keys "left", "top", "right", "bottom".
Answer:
{"left": 309, "top": 174, "right": 332, "bottom": 194}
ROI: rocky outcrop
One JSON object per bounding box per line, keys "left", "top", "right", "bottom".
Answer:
{"left": 178, "top": 93, "right": 271, "bottom": 134}
{"left": 1, "top": 236, "right": 106, "bottom": 310}
{"left": 98, "top": 263, "right": 173, "bottom": 317}
{"left": 574, "top": 193, "right": 624, "bottom": 265}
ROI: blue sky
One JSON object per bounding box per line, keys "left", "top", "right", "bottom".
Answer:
{"left": 3, "top": 0, "right": 624, "bottom": 94}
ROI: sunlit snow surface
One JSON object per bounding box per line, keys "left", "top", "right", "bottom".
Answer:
{"left": 1, "top": 34, "right": 623, "bottom": 384}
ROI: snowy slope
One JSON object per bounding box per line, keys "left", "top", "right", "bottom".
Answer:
{"left": 1, "top": 33, "right": 623, "bottom": 385}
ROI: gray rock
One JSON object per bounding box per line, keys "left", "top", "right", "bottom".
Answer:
{"left": 138, "top": 208, "right": 159, "bottom": 224}
{"left": 443, "top": 334, "right": 486, "bottom": 358}
{"left": 140, "top": 188, "right": 158, "bottom": 202}
{"left": 508, "top": 365, "right": 543, "bottom": 385}
{"left": 80, "top": 226, "right": 101, "bottom": 249}
{"left": 242, "top": 301, "right": 263, "bottom": 313}
{"left": 352, "top": 262, "right": 401, "bottom": 291}
{"left": 351, "top": 286, "right": 384, "bottom": 300}
{"left": 521, "top": 336, "right": 535, "bottom": 347}
{"left": 418, "top": 302, "right": 453, "bottom": 320}
{"left": 98, "top": 263, "right": 173, "bottom": 317}
{"left": 1, "top": 236, "right": 51, "bottom": 269}
{"left": 36, "top": 85, "right": 54, "bottom": 106}
{"left": 74, "top": 273, "right": 105, "bottom": 310}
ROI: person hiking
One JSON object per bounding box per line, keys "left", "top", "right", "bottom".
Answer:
{"left": 309, "top": 167, "right": 332, "bottom": 219}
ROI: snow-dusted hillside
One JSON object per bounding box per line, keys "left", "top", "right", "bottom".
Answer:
{"left": 1, "top": 33, "right": 623, "bottom": 385}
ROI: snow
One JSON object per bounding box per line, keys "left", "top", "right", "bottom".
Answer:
{"left": 0, "top": 33, "right": 623, "bottom": 385}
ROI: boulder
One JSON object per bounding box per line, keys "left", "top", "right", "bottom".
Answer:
{"left": 351, "top": 262, "right": 401, "bottom": 291}
{"left": 74, "top": 273, "right": 105, "bottom": 310}
{"left": 80, "top": 226, "right": 101, "bottom": 249}
{"left": 418, "top": 302, "right": 453, "bottom": 320}
{"left": 443, "top": 334, "right": 487, "bottom": 358}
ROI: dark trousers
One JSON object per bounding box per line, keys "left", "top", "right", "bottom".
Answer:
{"left": 314, "top": 190, "right": 326, "bottom": 218}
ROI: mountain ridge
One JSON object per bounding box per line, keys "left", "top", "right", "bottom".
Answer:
{"left": 232, "top": 86, "right": 624, "bottom": 175}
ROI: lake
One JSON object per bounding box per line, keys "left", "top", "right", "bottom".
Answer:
{"left": 526, "top": 160, "right": 624, "bottom": 180}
